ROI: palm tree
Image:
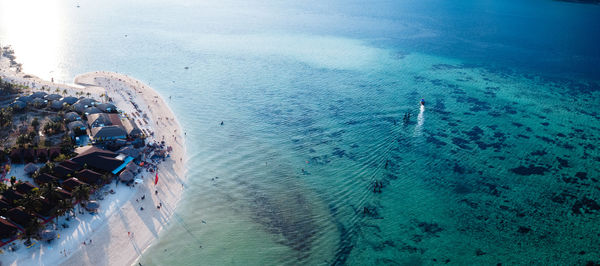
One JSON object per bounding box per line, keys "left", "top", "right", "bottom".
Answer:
{"left": 53, "top": 199, "right": 73, "bottom": 224}
{"left": 86, "top": 92, "right": 91, "bottom": 97}
{"left": 72, "top": 185, "right": 90, "bottom": 213}
{"left": 18, "top": 193, "right": 42, "bottom": 215}
{"left": 24, "top": 218, "right": 42, "bottom": 243}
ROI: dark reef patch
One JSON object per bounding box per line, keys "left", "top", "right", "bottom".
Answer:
{"left": 510, "top": 165, "right": 549, "bottom": 176}
{"left": 452, "top": 137, "right": 472, "bottom": 150}
{"left": 556, "top": 157, "right": 570, "bottom": 168}
{"left": 572, "top": 197, "right": 600, "bottom": 215}
{"left": 417, "top": 222, "right": 444, "bottom": 236}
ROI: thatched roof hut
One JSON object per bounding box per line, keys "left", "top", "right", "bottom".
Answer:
{"left": 0, "top": 217, "right": 19, "bottom": 239}
{"left": 61, "top": 178, "right": 86, "bottom": 192}
{"left": 10, "top": 100, "right": 26, "bottom": 110}
{"left": 44, "top": 94, "right": 62, "bottom": 101}
{"left": 62, "top": 96, "right": 78, "bottom": 105}
{"left": 24, "top": 163, "right": 38, "bottom": 175}
{"left": 6, "top": 207, "right": 35, "bottom": 227}
{"left": 64, "top": 112, "right": 81, "bottom": 122}
{"left": 119, "top": 170, "right": 134, "bottom": 182}
{"left": 15, "top": 182, "right": 36, "bottom": 194}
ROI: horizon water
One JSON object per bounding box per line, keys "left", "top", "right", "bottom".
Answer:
{"left": 1, "top": 0, "right": 600, "bottom": 265}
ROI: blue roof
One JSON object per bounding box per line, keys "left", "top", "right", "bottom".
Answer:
{"left": 112, "top": 156, "right": 134, "bottom": 175}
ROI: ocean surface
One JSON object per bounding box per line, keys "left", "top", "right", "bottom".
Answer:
{"left": 1, "top": 0, "right": 600, "bottom": 265}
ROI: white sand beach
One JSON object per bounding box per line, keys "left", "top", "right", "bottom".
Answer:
{"left": 1, "top": 55, "right": 187, "bottom": 265}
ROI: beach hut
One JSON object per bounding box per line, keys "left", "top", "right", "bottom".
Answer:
{"left": 90, "top": 126, "right": 127, "bottom": 142}
{"left": 67, "top": 121, "right": 87, "bottom": 136}
{"left": 61, "top": 178, "right": 87, "bottom": 192}
{"left": 61, "top": 96, "right": 78, "bottom": 105}
{"left": 15, "top": 182, "right": 36, "bottom": 194}
{"left": 0, "top": 217, "right": 19, "bottom": 239}
{"left": 32, "top": 98, "right": 47, "bottom": 108}
{"left": 75, "top": 169, "right": 103, "bottom": 185}
{"left": 122, "top": 118, "right": 142, "bottom": 138}
{"left": 44, "top": 94, "right": 62, "bottom": 101}
{"left": 64, "top": 112, "right": 81, "bottom": 122}
{"left": 76, "top": 98, "right": 96, "bottom": 107}
{"left": 30, "top": 91, "right": 47, "bottom": 99}
{"left": 54, "top": 187, "right": 72, "bottom": 201}
{"left": 84, "top": 107, "right": 102, "bottom": 115}
{"left": 60, "top": 160, "right": 83, "bottom": 172}
{"left": 16, "top": 95, "right": 33, "bottom": 104}
{"left": 72, "top": 102, "right": 86, "bottom": 114}
{"left": 24, "top": 163, "right": 38, "bottom": 175}
{"left": 2, "top": 190, "right": 24, "bottom": 204}
{"left": 0, "top": 199, "right": 11, "bottom": 214}
{"left": 119, "top": 170, "right": 134, "bottom": 182}
{"left": 40, "top": 229, "right": 58, "bottom": 241}
{"left": 85, "top": 201, "right": 99, "bottom": 212}
{"left": 6, "top": 207, "right": 35, "bottom": 228}
{"left": 10, "top": 100, "right": 26, "bottom": 110}
{"left": 97, "top": 103, "right": 117, "bottom": 113}
{"left": 35, "top": 173, "right": 58, "bottom": 185}
{"left": 50, "top": 100, "right": 65, "bottom": 110}
{"left": 53, "top": 165, "right": 75, "bottom": 179}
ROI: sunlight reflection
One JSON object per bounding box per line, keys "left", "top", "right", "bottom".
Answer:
{"left": 0, "top": 0, "right": 65, "bottom": 81}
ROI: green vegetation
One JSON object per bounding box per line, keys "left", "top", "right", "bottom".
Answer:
{"left": 43, "top": 121, "right": 64, "bottom": 135}
{"left": 0, "top": 107, "right": 13, "bottom": 128}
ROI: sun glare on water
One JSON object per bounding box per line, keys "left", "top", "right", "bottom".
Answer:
{"left": 0, "top": 0, "right": 66, "bottom": 81}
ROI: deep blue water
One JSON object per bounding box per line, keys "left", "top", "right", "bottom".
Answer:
{"left": 1, "top": 0, "right": 599, "bottom": 265}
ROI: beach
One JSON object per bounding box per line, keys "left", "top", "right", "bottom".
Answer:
{"left": 1, "top": 55, "right": 187, "bottom": 265}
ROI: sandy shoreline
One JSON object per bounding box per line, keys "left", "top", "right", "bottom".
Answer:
{"left": 1, "top": 56, "right": 187, "bottom": 265}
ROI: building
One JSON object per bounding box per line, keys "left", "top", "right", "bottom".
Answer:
{"left": 121, "top": 118, "right": 142, "bottom": 138}
{"left": 84, "top": 107, "right": 102, "bottom": 115}
{"left": 61, "top": 96, "right": 78, "bottom": 105}
{"left": 64, "top": 112, "right": 81, "bottom": 122}
{"left": 50, "top": 100, "right": 65, "bottom": 110}
{"left": 71, "top": 146, "right": 132, "bottom": 175}
{"left": 35, "top": 173, "right": 58, "bottom": 185}
{"left": 67, "top": 121, "right": 87, "bottom": 136}
{"left": 97, "top": 103, "right": 118, "bottom": 113}
{"left": 76, "top": 98, "right": 96, "bottom": 107}
{"left": 32, "top": 98, "right": 47, "bottom": 108}
{"left": 90, "top": 126, "right": 127, "bottom": 142}
{"left": 61, "top": 178, "right": 87, "bottom": 192}
{"left": 30, "top": 91, "right": 47, "bottom": 99}
{"left": 15, "top": 182, "right": 36, "bottom": 194}
{"left": 44, "top": 94, "right": 62, "bottom": 101}
{"left": 87, "top": 113, "right": 122, "bottom": 128}
{"left": 72, "top": 102, "right": 86, "bottom": 114}
{"left": 0, "top": 217, "right": 19, "bottom": 239}
{"left": 75, "top": 169, "right": 104, "bottom": 185}
{"left": 5, "top": 207, "right": 35, "bottom": 228}
{"left": 9, "top": 100, "right": 26, "bottom": 110}
{"left": 15, "top": 95, "right": 32, "bottom": 104}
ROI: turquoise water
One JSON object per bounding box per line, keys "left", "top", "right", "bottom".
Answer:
{"left": 1, "top": 0, "right": 600, "bottom": 265}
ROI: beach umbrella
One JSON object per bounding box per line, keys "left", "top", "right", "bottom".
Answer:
{"left": 40, "top": 229, "right": 57, "bottom": 240}
{"left": 86, "top": 201, "right": 100, "bottom": 212}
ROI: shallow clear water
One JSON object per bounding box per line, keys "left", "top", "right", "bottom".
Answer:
{"left": 1, "top": 0, "right": 599, "bottom": 265}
